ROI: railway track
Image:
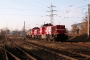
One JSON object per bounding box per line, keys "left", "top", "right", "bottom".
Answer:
{"left": 5, "top": 41, "right": 37, "bottom": 60}
{"left": 0, "top": 44, "right": 20, "bottom": 60}
{"left": 61, "top": 43, "right": 90, "bottom": 58}
{"left": 10, "top": 39, "right": 68, "bottom": 60}
{"left": 5, "top": 37, "right": 90, "bottom": 60}
{"left": 55, "top": 42, "right": 90, "bottom": 56}
{"left": 9, "top": 38, "right": 90, "bottom": 60}
{"left": 0, "top": 46, "right": 7, "bottom": 60}
{"left": 20, "top": 39, "right": 90, "bottom": 60}
{"left": 0, "top": 39, "right": 37, "bottom": 60}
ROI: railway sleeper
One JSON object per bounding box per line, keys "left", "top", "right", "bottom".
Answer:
{"left": 25, "top": 41, "right": 89, "bottom": 60}
{"left": 0, "top": 46, "right": 8, "bottom": 60}
{"left": 11, "top": 42, "right": 37, "bottom": 60}
{"left": 23, "top": 41, "right": 78, "bottom": 60}
{"left": 6, "top": 50, "right": 20, "bottom": 60}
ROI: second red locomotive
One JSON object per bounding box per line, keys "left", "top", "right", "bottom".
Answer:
{"left": 28, "top": 23, "right": 68, "bottom": 41}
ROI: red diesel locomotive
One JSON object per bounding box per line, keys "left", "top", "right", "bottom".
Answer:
{"left": 29, "top": 23, "right": 68, "bottom": 41}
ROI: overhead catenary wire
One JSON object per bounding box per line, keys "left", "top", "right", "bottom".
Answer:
{"left": 58, "top": 0, "right": 88, "bottom": 13}
{"left": 57, "top": 4, "right": 88, "bottom": 18}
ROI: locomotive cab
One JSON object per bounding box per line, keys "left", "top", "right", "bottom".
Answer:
{"left": 40, "top": 24, "right": 68, "bottom": 41}
{"left": 30, "top": 27, "right": 39, "bottom": 39}
{"left": 52, "top": 25, "right": 68, "bottom": 41}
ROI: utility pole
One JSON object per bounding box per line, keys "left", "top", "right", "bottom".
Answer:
{"left": 24, "top": 21, "right": 25, "bottom": 33}
{"left": 87, "top": 4, "right": 90, "bottom": 39}
{"left": 23, "top": 21, "right": 26, "bottom": 40}
{"left": 47, "top": 3, "right": 57, "bottom": 25}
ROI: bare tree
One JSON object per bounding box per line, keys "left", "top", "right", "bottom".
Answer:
{"left": 0, "top": 30, "right": 6, "bottom": 39}
{"left": 82, "top": 13, "right": 88, "bottom": 34}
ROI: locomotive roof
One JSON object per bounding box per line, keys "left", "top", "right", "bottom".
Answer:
{"left": 42, "top": 23, "right": 53, "bottom": 27}
{"left": 32, "top": 27, "right": 39, "bottom": 29}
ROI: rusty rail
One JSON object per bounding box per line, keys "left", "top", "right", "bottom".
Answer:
{"left": 10, "top": 40, "right": 37, "bottom": 60}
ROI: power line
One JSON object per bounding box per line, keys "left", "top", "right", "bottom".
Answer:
{"left": 75, "top": 5, "right": 87, "bottom": 10}
{"left": 42, "top": 0, "right": 52, "bottom": 4}
{"left": 30, "top": 0, "right": 48, "bottom": 8}
{"left": 8, "top": 0, "right": 47, "bottom": 11}
{"left": 0, "top": 7, "right": 46, "bottom": 11}
{"left": 0, "top": 1, "right": 47, "bottom": 17}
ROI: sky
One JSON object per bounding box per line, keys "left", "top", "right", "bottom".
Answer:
{"left": 0, "top": 0, "right": 90, "bottom": 31}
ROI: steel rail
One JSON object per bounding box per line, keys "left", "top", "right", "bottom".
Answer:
{"left": 10, "top": 40, "right": 37, "bottom": 60}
